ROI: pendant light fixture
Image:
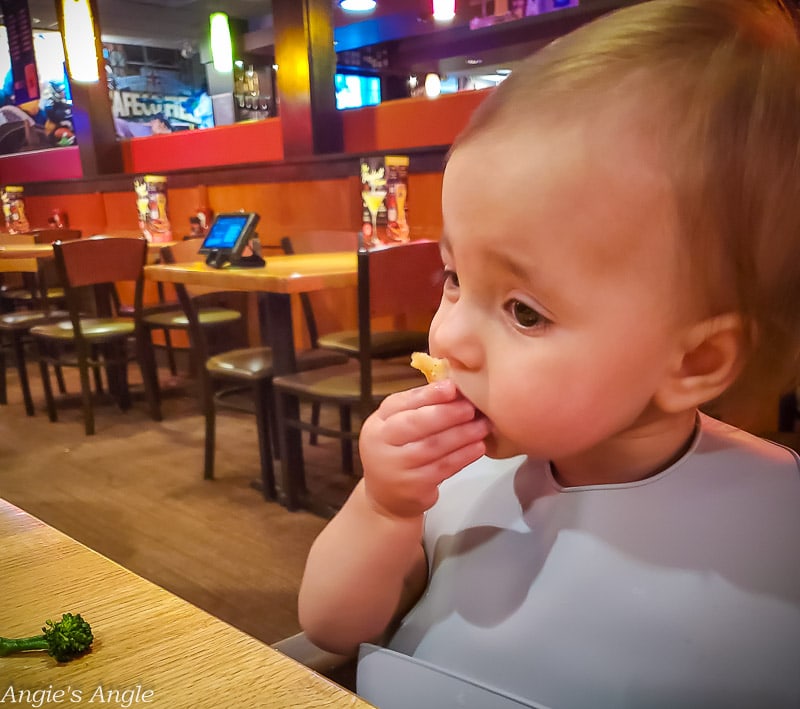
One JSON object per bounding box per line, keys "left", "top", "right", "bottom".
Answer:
{"left": 210, "top": 12, "right": 234, "bottom": 73}
{"left": 339, "top": 0, "right": 377, "bottom": 12}
{"left": 61, "top": 0, "right": 100, "bottom": 82}
{"left": 432, "top": 0, "right": 456, "bottom": 21}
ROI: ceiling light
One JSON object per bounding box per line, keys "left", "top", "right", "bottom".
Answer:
{"left": 210, "top": 12, "right": 233, "bottom": 73}
{"left": 339, "top": 0, "right": 377, "bottom": 12}
{"left": 424, "top": 73, "right": 441, "bottom": 98}
{"left": 432, "top": 0, "right": 455, "bottom": 22}
{"left": 61, "top": 0, "right": 100, "bottom": 82}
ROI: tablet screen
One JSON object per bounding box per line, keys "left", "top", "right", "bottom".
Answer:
{"left": 200, "top": 214, "right": 254, "bottom": 252}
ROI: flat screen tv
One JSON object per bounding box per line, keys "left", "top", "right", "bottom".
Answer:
{"left": 335, "top": 73, "right": 381, "bottom": 110}
{"left": 199, "top": 212, "right": 260, "bottom": 267}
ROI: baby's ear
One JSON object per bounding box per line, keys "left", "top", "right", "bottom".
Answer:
{"left": 654, "top": 313, "right": 745, "bottom": 413}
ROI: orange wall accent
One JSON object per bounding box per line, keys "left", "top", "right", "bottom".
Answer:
{"left": 342, "top": 89, "right": 489, "bottom": 153}
{"left": 121, "top": 119, "right": 285, "bottom": 174}
{"left": 24, "top": 192, "right": 107, "bottom": 236}
{"left": 206, "top": 177, "right": 363, "bottom": 247}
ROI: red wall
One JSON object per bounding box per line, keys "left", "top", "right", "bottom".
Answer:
{"left": 0, "top": 89, "right": 490, "bottom": 185}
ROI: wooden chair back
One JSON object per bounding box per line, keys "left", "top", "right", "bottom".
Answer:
{"left": 53, "top": 236, "right": 147, "bottom": 322}
{"left": 160, "top": 238, "right": 249, "bottom": 352}
{"left": 280, "top": 231, "right": 360, "bottom": 348}
{"left": 366, "top": 241, "right": 443, "bottom": 319}
{"left": 160, "top": 237, "right": 221, "bottom": 299}
{"left": 282, "top": 231, "right": 359, "bottom": 254}
{"left": 356, "top": 240, "right": 442, "bottom": 409}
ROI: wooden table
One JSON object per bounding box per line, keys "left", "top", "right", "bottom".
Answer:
{"left": 0, "top": 241, "right": 173, "bottom": 260}
{"left": 0, "top": 498, "right": 371, "bottom": 707}
{"left": 144, "top": 253, "right": 358, "bottom": 511}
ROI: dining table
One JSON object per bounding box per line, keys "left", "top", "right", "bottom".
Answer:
{"left": 0, "top": 497, "right": 372, "bottom": 708}
{"left": 0, "top": 240, "right": 173, "bottom": 260}
{"left": 144, "top": 252, "right": 358, "bottom": 511}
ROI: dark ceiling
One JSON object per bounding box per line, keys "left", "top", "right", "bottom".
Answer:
{"left": 16, "top": 0, "right": 642, "bottom": 75}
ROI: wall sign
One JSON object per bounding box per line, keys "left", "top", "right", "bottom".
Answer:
{"left": 0, "top": 0, "right": 39, "bottom": 104}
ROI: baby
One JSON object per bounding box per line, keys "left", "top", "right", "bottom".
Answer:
{"left": 299, "top": 1, "right": 800, "bottom": 706}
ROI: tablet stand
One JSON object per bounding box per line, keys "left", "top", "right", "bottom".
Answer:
{"left": 205, "top": 250, "right": 266, "bottom": 269}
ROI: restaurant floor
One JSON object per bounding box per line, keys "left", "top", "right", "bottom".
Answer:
{"left": 0, "top": 357, "right": 361, "bottom": 648}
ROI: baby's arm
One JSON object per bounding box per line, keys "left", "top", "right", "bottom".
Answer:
{"left": 298, "top": 380, "right": 489, "bottom": 655}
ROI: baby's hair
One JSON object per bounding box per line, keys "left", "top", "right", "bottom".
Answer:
{"left": 456, "top": 0, "right": 800, "bottom": 425}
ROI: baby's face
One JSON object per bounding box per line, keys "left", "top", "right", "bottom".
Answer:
{"left": 430, "top": 115, "right": 691, "bottom": 464}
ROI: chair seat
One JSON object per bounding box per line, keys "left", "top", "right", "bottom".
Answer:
{"left": 0, "top": 309, "right": 68, "bottom": 330}
{"left": 1, "top": 286, "right": 65, "bottom": 302}
{"left": 30, "top": 317, "right": 135, "bottom": 341}
{"left": 207, "top": 347, "right": 349, "bottom": 382}
{"left": 142, "top": 307, "right": 241, "bottom": 329}
{"left": 317, "top": 329, "right": 430, "bottom": 359}
{"left": 207, "top": 346, "right": 274, "bottom": 380}
{"left": 273, "top": 360, "right": 422, "bottom": 404}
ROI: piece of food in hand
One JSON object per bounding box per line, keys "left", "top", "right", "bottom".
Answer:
{"left": 410, "top": 352, "right": 451, "bottom": 383}
{"left": 0, "top": 612, "right": 93, "bottom": 663}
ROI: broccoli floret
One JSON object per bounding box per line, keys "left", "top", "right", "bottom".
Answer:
{"left": 0, "top": 613, "right": 93, "bottom": 663}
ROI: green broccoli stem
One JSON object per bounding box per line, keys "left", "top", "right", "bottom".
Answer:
{"left": 0, "top": 614, "right": 93, "bottom": 662}
{"left": 0, "top": 636, "right": 50, "bottom": 656}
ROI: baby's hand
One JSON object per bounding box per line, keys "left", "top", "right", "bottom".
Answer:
{"left": 359, "top": 380, "right": 490, "bottom": 519}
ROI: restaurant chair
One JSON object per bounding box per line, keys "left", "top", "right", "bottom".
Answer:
{"left": 29, "top": 236, "right": 161, "bottom": 435}
{"left": 281, "top": 231, "right": 432, "bottom": 359}
{"left": 140, "top": 237, "right": 243, "bottom": 416}
{"left": 0, "top": 234, "right": 68, "bottom": 416}
{"left": 0, "top": 228, "right": 81, "bottom": 310}
{"left": 272, "top": 239, "right": 443, "bottom": 511}
{"left": 272, "top": 631, "right": 357, "bottom": 691}
{"left": 280, "top": 231, "right": 361, "bottom": 448}
{"left": 160, "top": 241, "right": 347, "bottom": 497}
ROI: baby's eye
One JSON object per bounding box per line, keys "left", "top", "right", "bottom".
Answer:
{"left": 443, "top": 269, "right": 459, "bottom": 289}
{"left": 506, "top": 299, "right": 546, "bottom": 329}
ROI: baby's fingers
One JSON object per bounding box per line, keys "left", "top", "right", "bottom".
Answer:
{"left": 374, "top": 379, "right": 459, "bottom": 420}
{"left": 400, "top": 415, "right": 490, "bottom": 472}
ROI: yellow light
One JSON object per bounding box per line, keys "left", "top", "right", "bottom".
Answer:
{"left": 62, "top": 0, "right": 99, "bottom": 82}
{"left": 424, "top": 73, "right": 441, "bottom": 98}
{"left": 210, "top": 12, "right": 233, "bottom": 73}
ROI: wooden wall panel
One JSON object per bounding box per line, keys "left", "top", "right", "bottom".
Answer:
{"left": 102, "top": 191, "right": 139, "bottom": 232}
{"left": 205, "top": 178, "right": 362, "bottom": 247}
{"left": 25, "top": 192, "right": 107, "bottom": 236}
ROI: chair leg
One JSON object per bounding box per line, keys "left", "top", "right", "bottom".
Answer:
{"left": 202, "top": 374, "right": 215, "bottom": 480}
{"left": 0, "top": 336, "right": 7, "bottom": 405}
{"left": 162, "top": 328, "right": 177, "bottom": 376}
{"left": 54, "top": 365, "right": 66, "bottom": 394}
{"left": 91, "top": 346, "right": 104, "bottom": 394}
{"left": 137, "top": 330, "right": 163, "bottom": 421}
{"left": 36, "top": 341, "right": 57, "bottom": 423}
{"left": 11, "top": 332, "right": 34, "bottom": 416}
{"left": 275, "top": 389, "right": 306, "bottom": 511}
{"left": 340, "top": 405, "right": 354, "bottom": 475}
{"left": 254, "top": 379, "right": 277, "bottom": 499}
{"left": 76, "top": 347, "right": 95, "bottom": 436}
{"left": 310, "top": 402, "right": 321, "bottom": 446}
{"left": 105, "top": 340, "right": 131, "bottom": 411}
